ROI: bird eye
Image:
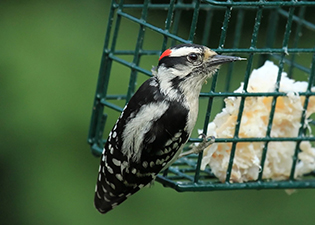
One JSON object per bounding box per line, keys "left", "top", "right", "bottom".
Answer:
{"left": 188, "top": 53, "right": 198, "bottom": 62}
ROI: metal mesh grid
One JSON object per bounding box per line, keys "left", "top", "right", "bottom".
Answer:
{"left": 88, "top": 0, "right": 315, "bottom": 191}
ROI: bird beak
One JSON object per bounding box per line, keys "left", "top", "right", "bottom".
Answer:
{"left": 207, "top": 54, "right": 246, "bottom": 67}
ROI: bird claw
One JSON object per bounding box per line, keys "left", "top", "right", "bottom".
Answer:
{"left": 179, "top": 135, "right": 215, "bottom": 158}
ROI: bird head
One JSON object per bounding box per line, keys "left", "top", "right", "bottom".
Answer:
{"left": 156, "top": 44, "right": 245, "bottom": 98}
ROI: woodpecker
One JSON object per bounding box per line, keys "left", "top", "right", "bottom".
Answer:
{"left": 94, "top": 44, "right": 244, "bottom": 214}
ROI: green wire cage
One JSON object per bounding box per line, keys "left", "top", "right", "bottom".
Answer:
{"left": 88, "top": 0, "right": 315, "bottom": 192}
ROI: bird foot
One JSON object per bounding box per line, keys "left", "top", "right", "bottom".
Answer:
{"left": 179, "top": 134, "right": 215, "bottom": 158}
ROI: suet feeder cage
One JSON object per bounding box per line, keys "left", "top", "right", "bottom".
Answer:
{"left": 88, "top": 0, "right": 315, "bottom": 192}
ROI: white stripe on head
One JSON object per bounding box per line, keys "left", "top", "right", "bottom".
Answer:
{"left": 169, "top": 46, "right": 203, "bottom": 57}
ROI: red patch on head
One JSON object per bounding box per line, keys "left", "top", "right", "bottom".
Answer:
{"left": 159, "top": 49, "right": 172, "bottom": 61}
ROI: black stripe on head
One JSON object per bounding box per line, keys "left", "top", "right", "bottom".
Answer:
{"left": 158, "top": 44, "right": 205, "bottom": 68}
{"left": 158, "top": 56, "right": 188, "bottom": 68}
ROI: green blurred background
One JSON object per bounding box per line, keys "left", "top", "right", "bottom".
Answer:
{"left": 1, "top": 1, "right": 315, "bottom": 224}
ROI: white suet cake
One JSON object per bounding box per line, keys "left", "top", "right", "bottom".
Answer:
{"left": 201, "top": 61, "right": 315, "bottom": 182}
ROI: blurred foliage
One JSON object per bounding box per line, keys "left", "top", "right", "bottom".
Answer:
{"left": 1, "top": 1, "right": 315, "bottom": 225}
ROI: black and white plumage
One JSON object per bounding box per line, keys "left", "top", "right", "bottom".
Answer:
{"left": 94, "top": 44, "right": 244, "bottom": 214}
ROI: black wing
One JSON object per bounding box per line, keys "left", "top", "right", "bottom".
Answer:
{"left": 94, "top": 77, "right": 189, "bottom": 214}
